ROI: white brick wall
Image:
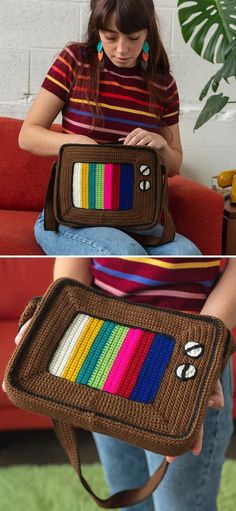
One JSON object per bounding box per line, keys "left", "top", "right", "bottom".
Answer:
{"left": 1, "top": 0, "right": 235, "bottom": 185}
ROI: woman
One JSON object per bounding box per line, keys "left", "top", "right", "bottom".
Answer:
{"left": 8, "top": 256, "right": 235, "bottom": 510}
{"left": 18, "top": 0, "right": 201, "bottom": 256}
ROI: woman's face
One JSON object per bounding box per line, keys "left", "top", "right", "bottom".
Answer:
{"left": 99, "top": 11, "right": 148, "bottom": 68}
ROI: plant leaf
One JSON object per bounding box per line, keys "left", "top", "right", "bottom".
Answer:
{"left": 199, "top": 76, "right": 216, "bottom": 100}
{"left": 199, "top": 41, "right": 236, "bottom": 99}
{"left": 194, "top": 94, "right": 229, "bottom": 130}
{"left": 178, "top": 0, "right": 236, "bottom": 63}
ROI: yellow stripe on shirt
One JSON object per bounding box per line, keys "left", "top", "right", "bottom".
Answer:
{"left": 70, "top": 98, "right": 158, "bottom": 118}
{"left": 119, "top": 258, "right": 221, "bottom": 270}
{"left": 45, "top": 75, "right": 70, "bottom": 93}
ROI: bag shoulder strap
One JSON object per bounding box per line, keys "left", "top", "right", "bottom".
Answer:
{"left": 44, "top": 162, "right": 59, "bottom": 231}
{"left": 53, "top": 419, "right": 169, "bottom": 509}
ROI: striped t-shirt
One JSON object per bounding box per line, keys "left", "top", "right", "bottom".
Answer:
{"left": 91, "top": 257, "right": 221, "bottom": 313}
{"left": 42, "top": 44, "right": 179, "bottom": 143}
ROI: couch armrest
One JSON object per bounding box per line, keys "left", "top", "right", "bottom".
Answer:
{"left": 168, "top": 175, "right": 224, "bottom": 255}
{"left": 0, "top": 117, "right": 59, "bottom": 211}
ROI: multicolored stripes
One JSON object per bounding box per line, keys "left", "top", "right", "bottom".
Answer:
{"left": 92, "top": 258, "right": 221, "bottom": 312}
{"left": 42, "top": 44, "right": 179, "bottom": 144}
{"left": 49, "top": 313, "right": 175, "bottom": 404}
{"left": 72, "top": 162, "right": 134, "bottom": 210}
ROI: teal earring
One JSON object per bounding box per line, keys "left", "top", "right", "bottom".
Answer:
{"left": 141, "top": 41, "right": 149, "bottom": 70}
{"left": 97, "top": 40, "right": 104, "bottom": 62}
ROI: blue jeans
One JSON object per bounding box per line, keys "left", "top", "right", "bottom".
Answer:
{"left": 34, "top": 211, "right": 201, "bottom": 255}
{"left": 93, "top": 362, "right": 233, "bottom": 511}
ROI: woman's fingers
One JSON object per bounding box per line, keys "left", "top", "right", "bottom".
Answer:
{"left": 2, "top": 319, "right": 32, "bottom": 393}
{"left": 208, "top": 379, "right": 224, "bottom": 409}
{"left": 15, "top": 318, "right": 32, "bottom": 345}
{"left": 191, "top": 423, "right": 204, "bottom": 455}
{"left": 166, "top": 380, "right": 224, "bottom": 463}
{"left": 122, "top": 128, "right": 146, "bottom": 145}
{"left": 166, "top": 424, "right": 204, "bottom": 463}
{"left": 166, "top": 454, "right": 176, "bottom": 463}
{"left": 121, "top": 128, "right": 166, "bottom": 150}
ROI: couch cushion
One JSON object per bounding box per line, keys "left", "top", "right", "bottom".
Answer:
{"left": 1, "top": 314, "right": 51, "bottom": 430}
{"left": 168, "top": 175, "right": 224, "bottom": 255}
{"left": 0, "top": 210, "right": 45, "bottom": 255}
{"left": 1, "top": 320, "right": 52, "bottom": 430}
{"left": 0, "top": 320, "right": 18, "bottom": 407}
{"left": 0, "top": 117, "right": 59, "bottom": 211}
{"left": 0, "top": 258, "right": 54, "bottom": 319}
{"left": 0, "top": 406, "right": 52, "bottom": 430}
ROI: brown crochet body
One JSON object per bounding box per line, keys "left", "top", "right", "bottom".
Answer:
{"left": 44, "top": 144, "right": 175, "bottom": 246}
{"left": 5, "top": 278, "right": 232, "bottom": 456}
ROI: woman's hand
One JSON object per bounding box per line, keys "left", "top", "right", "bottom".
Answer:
{"left": 2, "top": 319, "right": 32, "bottom": 393}
{"left": 166, "top": 379, "right": 224, "bottom": 463}
{"left": 119, "top": 124, "right": 182, "bottom": 176}
{"left": 121, "top": 128, "right": 167, "bottom": 151}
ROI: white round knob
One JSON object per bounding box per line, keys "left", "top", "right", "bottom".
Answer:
{"left": 140, "top": 164, "right": 151, "bottom": 176}
{"left": 139, "top": 180, "right": 151, "bottom": 191}
{"left": 176, "top": 364, "right": 197, "bottom": 381}
{"left": 184, "top": 341, "right": 204, "bottom": 358}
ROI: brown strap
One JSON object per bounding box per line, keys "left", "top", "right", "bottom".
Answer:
{"left": 128, "top": 169, "right": 175, "bottom": 246}
{"left": 44, "top": 161, "right": 59, "bottom": 231}
{"left": 53, "top": 419, "right": 169, "bottom": 509}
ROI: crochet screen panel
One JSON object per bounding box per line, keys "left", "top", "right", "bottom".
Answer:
{"left": 48, "top": 313, "right": 175, "bottom": 404}
{"left": 72, "top": 162, "right": 134, "bottom": 210}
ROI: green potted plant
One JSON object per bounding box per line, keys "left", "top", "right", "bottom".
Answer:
{"left": 177, "top": 0, "right": 236, "bottom": 130}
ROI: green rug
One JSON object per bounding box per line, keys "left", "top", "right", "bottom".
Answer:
{"left": 0, "top": 461, "right": 235, "bottom": 511}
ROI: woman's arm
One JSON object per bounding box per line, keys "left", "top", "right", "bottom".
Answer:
{"left": 53, "top": 257, "right": 93, "bottom": 286}
{"left": 122, "top": 123, "right": 183, "bottom": 177}
{"left": 200, "top": 258, "right": 236, "bottom": 330}
{"left": 159, "top": 124, "right": 183, "bottom": 177}
{"left": 19, "top": 88, "right": 98, "bottom": 157}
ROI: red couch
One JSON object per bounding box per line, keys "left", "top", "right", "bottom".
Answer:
{"left": 0, "top": 116, "right": 225, "bottom": 255}
{"left": 0, "top": 258, "right": 54, "bottom": 430}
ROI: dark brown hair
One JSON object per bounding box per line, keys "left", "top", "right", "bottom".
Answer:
{"left": 76, "top": 0, "right": 171, "bottom": 123}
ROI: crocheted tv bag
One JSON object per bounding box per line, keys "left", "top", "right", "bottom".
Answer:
{"left": 44, "top": 144, "right": 175, "bottom": 246}
{"left": 5, "top": 279, "right": 233, "bottom": 509}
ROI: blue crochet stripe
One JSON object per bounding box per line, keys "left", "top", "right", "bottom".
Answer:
{"left": 119, "top": 163, "right": 134, "bottom": 210}
{"left": 129, "top": 334, "right": 175, "bottom": 403}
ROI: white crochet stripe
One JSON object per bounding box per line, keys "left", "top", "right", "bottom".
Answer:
{"left": 48, "top": 314, "right": 90, "bottom": 376}
{"left": 72, "top": 162, "right": 82, "bottom": 207}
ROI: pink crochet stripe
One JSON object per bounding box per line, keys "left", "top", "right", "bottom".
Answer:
{"left": 117, "top": 331, "right": 155, "bottom": 398}
{"left": 102, "top": 328, "right": 143, "bottom": 394}
{"left": 104, "top": 163, "right": 113, "bottom": 209}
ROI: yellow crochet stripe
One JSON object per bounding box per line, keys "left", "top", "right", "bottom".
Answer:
{"left": 81, "top": 163, "right": 89, "bottom": 208}
{"left": 62, "top": 317, "right": 104, "bottom": 381}
{"left": 79, "top": 163, "right": 83, "bottom": 207}
{"left": 119, "top": 258, "right": 221, "bottom": 270}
